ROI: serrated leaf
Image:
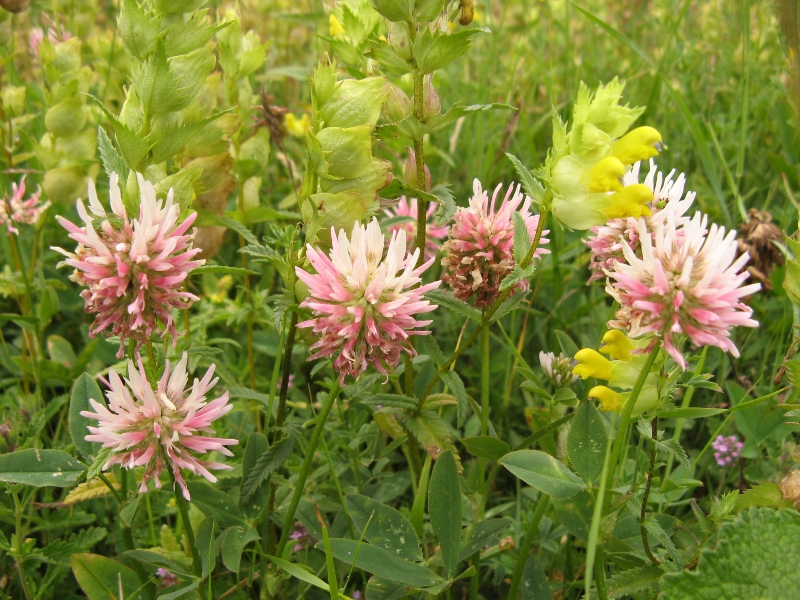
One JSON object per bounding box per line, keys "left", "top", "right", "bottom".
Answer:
{"left": 345, "top": 495, "right": 422, "bottom": 561}
{"left": 97, "top": 126, "right": 130, "bottom": 180}
{"left": 654, "top": 437, "right": 690, "bottom": 470}
{"left": 607, "top": 564, "right": 663, "bottom": 599}
{"left": 506, "top": 152, "right": 545, "bottom": 206}
{"left": 567, "top": 400, "right": 607, "bottom": 484}
{"left": 412, "top": 28, "right": 487, "bottom": 75}
{"left": 150, "top": 111, "right": 230, "bottom": 163}
{"left": 215, "top": 213, "right": 259, "bottom": 245}
{"left": 439, "top": 370, "right": 468, "bottom": 427}
{"left": 498, "top": 263, "right": 536, "bottom": 292}
{"left": 369, "top": 0, "right": 413, "bottom": 22}
{"left": 240, "top": 437, "right": 294, "bottom": 503}
{"left": 87, "top": 95, "right": 152, "bottom": 170}
{"left": 417, "top": 335, "right": 446, "bottom": 367}
{"left": 428, "top": 450, "right": 462, "bottom": 578}
{"left": 118, "top": 0, "right": 159, "bottom": 60}
{"left": 512, "top": 212, "right": 531, "bottom": 265}
{"left": 63, "top": 476, "right": 118, "bottom": 506}
{"left": 489, "top": 291, "right": 528, "bottom": 322}
{"left": 430, "top": 183, "right": 456, "bottom": 226}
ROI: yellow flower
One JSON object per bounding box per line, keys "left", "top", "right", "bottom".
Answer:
{"left": 612, "top": 126, "right": 664, "bottom": 165}
{"left": 589, "top": 386, "right": 623, "bottom": 412}
{"left": 600, "top": 330, "right": 634, "bottom": 361}
{"left": 208, "top": 275, "right": 233, "bottom": 304}
{"left": 573, "top": 349, "right": 613, "bottom": 380}
{"left": 586, "top": 156, "right": 626, "bottom": 193}
{"left": 285, "top": 113, "right": 311, "bottom": 138}
{"left": 329, "top": 15, "right": 345, "bottom": 37}
{"left": 604, "top": 184, "right": 653, "bottom": 219}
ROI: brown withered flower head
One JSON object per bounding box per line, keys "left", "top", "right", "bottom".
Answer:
{"left": 737, "top": 208, "right": 783, "bottom": 290}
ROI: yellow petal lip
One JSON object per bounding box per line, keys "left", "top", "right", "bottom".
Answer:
{"left": 573, "top": 348, "right": 613, "bottom": 381}
{"left": 589, "top": 385, "right": 622, "bottom": 412}
{"left": 612, "top": 126, "right": 663, "bottom": 165}
{"left": 586, "top": 156, "right": 626, "bottom": 193}
{"left": 329, "top": 15, "right": 345, "bottom": 36}
{"left": 604, "top": 183, "right": 653, "bottom": 219}
{"left": 600, "top": 330, "right": 634, "bottom": 361}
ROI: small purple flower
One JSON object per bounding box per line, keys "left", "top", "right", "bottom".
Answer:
{"left": 712, "top": 435, "right": 743, "bottom": 467}
{"left": 156, "top": 568, "right": 177, "bottom": 587}
{"left": 290, "top": 522, "right": 310, "bottom": 553}
{"left": 278, "top": 374, "right": 295, "bottom": 391}
{"left": 352, "top": 591, "right": 363, "bottom": 600}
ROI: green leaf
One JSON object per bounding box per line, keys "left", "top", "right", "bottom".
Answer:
{"left": 192, "top": 264, "right": 258, "bottom": 276}
{"left": 362, "top": 394, "right": 417, "bottom": 410}
{"left": 428, "top": 450, "right": 461, "bottom": 578}
{"left": 657, "top": 407, "right": 726, "bottom": 419}
{"left": 733, "top": 483, "right": 793, "bottom": 512}
{"left": 489, "top": 290, "right": 529, "bottom": 322}
{"left": 87, "top": 95, "right": 152, "bottom": 170}
{"left": 186, "top": 481, "right": 246, "bottom": 527}
{"left": 457, "top": 518, "right": 511, "bottom": 562}
{"left": 267, "top": 554, "right": 334, "bottom": 594}
{"left": 318, "top": 539, "right": 441, "bottom": 587}
{"left": 195, "top": 517, "right": 215, "bottom": 577}
{"left": 119, "top": 495, "right": 141, "bottom": 528}
{"left": 522, "top": 555, "right": 553, "bottom": 600}
{"left": 461, "top": 436, "right": 509, "bottom": 461}
{"left": 345, "top": 494, "right": 422, "bottom": 561}
{"left": 660, "top": 509, "right": 800, "bottom": 599}
{"left": 429, "top": 183, "right": 455, "bottom": 226}
{"left": 424, "top": 290, "right": 481, "bottom": 322}
{"left": 412, "top": 28, "right": 487, "bottom": 75}
{"left": 370, "top": 0, "right": 413, "bottom": 22}
{"left": 157, "top": 580, "right": 202, "bottom": 600}
{"left": 220, "top": 525, "right": 260, "bottom": 573}
{"left": 118, "top": 0, "right": 160, "bottom": 60}
{"left": 506, "top": 153, "right": 545, "bottom": 206}
{"left": 164, "top": 10, "right": 229, "bottom": 57}
{"left": 70, "top": 373, "right": 104, "bottom": 459}
{"left": 0, "top": 449, "right": 85, "bottom": 487}
{"left": 552, "top": 490, "right": 592, "bottom": 541}
{"left": 439, "top": 370, "right": 468, "bottom": 428}
{"left": 71, "top": 553, "right": 142, "bottom": 600}
{"left": 555, "top": 330, "right": 579, "bottom": 359}
{"left": 124, "top": 549, "right": 192, "bottom": 576}
{"left": 500, "top": 450, "right": 585, "bottom": 499}
{"left": 240, "top": 436, "right": 295, "bottom": 504}
{"left": 512, "top": 212, "right": 532, "bottom": 265}
{"left": 150, "top": 111, "right": 231, "bottom": 164}
{"left": 214, "top": 213, "right": 259, "bottom": 245}
{"left": 97, "top": 126, "right": 130, "bottom": 180}
{"left": 567, "top": 400, "right": 607, "bottom": 484}
{"left": 654, "top": 438, "right": 690, "bottom": 470}
{"left": 607, "top": 564, "right": 663, "bottom": 599}
{"left": 365, "top": 576, "right": 407, "bottom": 600}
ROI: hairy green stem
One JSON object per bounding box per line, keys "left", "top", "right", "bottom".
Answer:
{"left": 641, "top": 417, "right": 661, "bottom": 566}
{"left": 507, "top": 493, "right": 550, "bottom": 600}
{"left": 276, "top": 381, "right": 342, "bottom": 556}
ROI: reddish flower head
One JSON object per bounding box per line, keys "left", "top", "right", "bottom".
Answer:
{"left": 441, "top": 179, "right": 549, "bottom": 307}
{"left": 383, "top": 196, "right": 449, "bottom": 260}
{"left": 1, "top": 176, "right": 49, "bottom": 235}
{"left": 606, "top": 212, "right": 760, "bottom": 368}
{"left": 54, "top": 174, "right": 204, "bottom": 357}
{"left": 82, "top": 353, "right": 237, "bottom": 500}
{"left": 295, "top": 218, "right": 440, "bottom": 384}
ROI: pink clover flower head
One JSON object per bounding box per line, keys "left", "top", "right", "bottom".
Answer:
{"left": 441, "top": 179, "right": 549, "bottom": 308}
{"left": 712, "top": 434, "right": 743, "bottom": 467}
{"left": 295, "top": 218, "right": 441, "bottom": 385}
{"left": 29, "top": 27, "right": 72, "bottom": 59}
{"left": 53, "top": 174, "right": 205, "bottom": 358}
{"left": 606, "top": 211, "right": 760, "bottom": 369}
{"left": 585, "top": 160, "right": 696, "bottom": 283}
{"left": 81, "top": 352, "right": 237, "bottom": 500}
{"left": 0, "top": 176, "right": 49, "bottom": 235}
{"left": 382, "top": 196, "right": 450, "bottom": 260}
{"left": 539, "top": 351, "right": 577, "bottom": 387}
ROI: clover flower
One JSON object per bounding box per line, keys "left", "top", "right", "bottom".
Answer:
{"left": 548, "top": 79, "right": 664, "bottom": 230}
{"left": 441, "top": 179, "right": 549, "bottom": 308}
{"left": 54, "top": 174, "right": 204, "bottom": 358}
{"left": 81, "top": 353, "right": 237, "bottom": 500}
{"left": 606, "top": 212, "right": 760, "bottom": 369}
{"left": 712, "top": 435, "right": 743, "bottom": 467}
{"left": 383, "top": 196, "right": 449, "bottom": 261}
{"left": 296, "top": 218, "right": 440, "bottom": 384}
{"left": 156, "top": 568, "right": 178, "bottom": 587}
{"left": 539, "top": 351, "right": 576, "bottom": 387}
{"left": 0, "top": 176, "right": 49, "bottom": 235}
{"left": 584, "top": 160, "right": 695, "bottom": 283}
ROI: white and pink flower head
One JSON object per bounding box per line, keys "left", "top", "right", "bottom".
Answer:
{"left": 54, "top": 174, "right": 205, "bottom": 358}
{"left": 296, "top": 218, "right": 440, "bottom": 384}
{"left": 585, "top": 160, "right": 695, "bottom": 284}
{"left": 382, "top": 196, "right": 450, "bottom": 261}
{"left": 441, "top": 179, "right": 549, "bottom": 308}
{"left": 81, "top": 353, "right": 237, "bottom": 500}
{"left": 606, "top": 211, "right": 760, "bottom": 369}
{"left": 0, "top": 176, "right": 49, "bottom": 235}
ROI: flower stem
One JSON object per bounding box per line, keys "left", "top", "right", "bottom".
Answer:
{"left": 507, "top": 493, "right": 550, "bottom": 600}
{"left": 276, "top": 380, "right": 342, "bottom": 557}
{"left": 171, "top": 473, "right": 202, "bottom": 577}
{"left": 412, "top": 72, "right": 428, "bottom": 266}
{"left": 12, "top": 491, "right": 33, "bottom": 600}
{"left": 641, "top": 417, "right": 661, "bottom": 566}
{"left": 273, "top": 310, "right": 298, "bottom": 444}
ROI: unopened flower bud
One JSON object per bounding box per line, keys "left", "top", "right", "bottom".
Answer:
{"left": 404, "top": 148, "right": 432, "bottom": 191}
{"left": 1, "top": 86, "right": 25, "bottom": 117}
{"left": 45, "top": 98, "right": 86, "bottom": 138}
{"left": 422, "top": 75, "right": 440, "bottom": 120}
{"left": 387, "top": 21, "right": 412, "bottom": 60}
{"left": 498, "top": 536, "right": 514, "bottom": 551}
{"left": 383, "top": 82, "right": 412, "bottom": 123}
{"left": 459, "top": 0, "right": 475, "bottom": 25}
{"left": 779, "top": 470, "right": 800, "bottom": 509}
{"left": 43, "top": 166, "right": 84, "bottom": 203}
